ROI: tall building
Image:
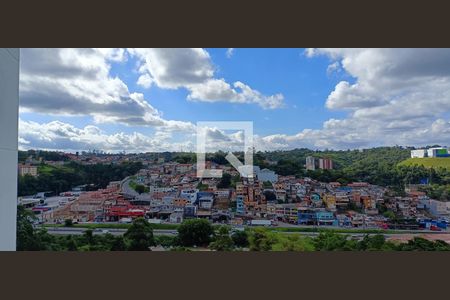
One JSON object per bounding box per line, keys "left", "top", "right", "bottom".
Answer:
{"left": 0, "top": 48, "right": 19, "bottom": 250}
{"left": 319, "top": 158, "right": 333, "bottom": 170}
{"left": 305, "top": 156, "right": 316, "bottom": 170}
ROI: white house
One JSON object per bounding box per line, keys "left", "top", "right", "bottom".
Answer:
{"left": 411, "top": 149, "right": 427, "bottom": 158}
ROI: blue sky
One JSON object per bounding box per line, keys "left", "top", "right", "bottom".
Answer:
{"left": 17, "top": 48, "right": 450, "bottom": 152}
{"left": 21, "top": 48, "right": 344, "bottom": 135}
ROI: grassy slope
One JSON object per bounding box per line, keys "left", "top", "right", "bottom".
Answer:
{"left": 399, "top": 157, "right": 450, "bottom": 170}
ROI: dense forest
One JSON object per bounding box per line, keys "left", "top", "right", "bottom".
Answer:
{"left": 256, "top": 147, "right": 450, "bottom": 198}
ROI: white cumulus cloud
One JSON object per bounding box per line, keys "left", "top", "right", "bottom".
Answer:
{"left": 20, "top": 48, "right": 194, "bottom": 132}
{"left": 128, "top": 48, "right": 285, "bottom": 109}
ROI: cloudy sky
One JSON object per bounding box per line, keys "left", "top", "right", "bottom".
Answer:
{"left": 18, "top": 48, "right": 450, "bottom": 153}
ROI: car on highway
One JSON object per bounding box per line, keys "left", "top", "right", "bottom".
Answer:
{"left": 94, "top": 228, "right": 110, "bottom": 234}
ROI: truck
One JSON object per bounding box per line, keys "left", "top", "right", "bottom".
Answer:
{"left": 249, "top": 219, "right": 272, "bottom": 226}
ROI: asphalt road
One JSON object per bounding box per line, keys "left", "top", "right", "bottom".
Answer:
{"left": 44, "top": 227, "right": 178, "bottom": 236}
{"left": 121, "top": 177, "right": 139, "bottom": 197}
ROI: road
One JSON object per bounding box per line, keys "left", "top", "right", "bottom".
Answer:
{"left": 43, "top": 226, "right": 450, "bottom": 244}
{"left": 120, "top": 177, "right": 139, "bottom": 198}
{"left": 44, "top": 227, "right": 178, "bottom": 236}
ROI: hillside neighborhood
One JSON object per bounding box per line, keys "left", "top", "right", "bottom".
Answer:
{"left": 18, "top": 148, "right": 450, "bottom": 239}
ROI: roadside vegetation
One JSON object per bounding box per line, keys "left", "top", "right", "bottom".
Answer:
{"left": 129, "top": 180, "right": 149, "bottom": 194}
{"left": 18, "top": 208, "right": 450, "bottom": 251}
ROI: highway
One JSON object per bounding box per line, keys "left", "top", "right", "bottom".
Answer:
{"left": 43, "top": 226, "right": 450, "bottom": 244}
{"left": 44, "top": 227, "right": 178, "bottom": 236}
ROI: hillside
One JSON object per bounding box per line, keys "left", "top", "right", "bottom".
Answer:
{"left": 399, "top": 157, "right": 450, "bottom": 170}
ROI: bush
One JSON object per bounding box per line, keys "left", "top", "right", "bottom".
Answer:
{"left": 231, "top": 230, "right": 249, "bottom": 248}
{"left": 209, "top": 226, "right": 234, "bottom": 251}
{"left": 272, "top": 235, "right": 315, "bottom": 251}
{"left": 154, "top": 235, "right": 179, "bottom": 248}
{"left": 248, "top": 228, "right": 277, "bottom": 251}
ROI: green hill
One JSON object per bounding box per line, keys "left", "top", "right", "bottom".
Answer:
{"left": 398, "top": 157, "right": 450, "bottom": 170}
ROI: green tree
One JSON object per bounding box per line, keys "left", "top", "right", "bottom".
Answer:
{"left": 16, "top": 205, "right": 57, "bottom": 250}
{"left": 134, "top": 184, "right": 147, "bottom": 194}
{"left": 231, "top": 230, "right": 249, "bottom": 248}
{"left": 357, "top": 234, "right": 386, "bottom": 251}
{"left": 313, "top": 230, "right": 348, "bottom": 251}
{"left": 83, "top": 229, "right": 95, "bottom": 245}
{"left": 209, "top": 226, "right": 234, "bottom": 251}
{"left": 230, "top": 174, "right": 241, "bottom": 188}
{"left": 64, "top": 219, "right": 73, "bottom": 227}
{"left": 66, "top": 236, "right": 78, "bottom": 251}
{"left": 177, "top": 219, "right": 214, "bottom": 247}
{"left": 16, "top": 205, "right": 40, "bottom": 250}
{"left": 248, "top": 228, "right": 277, "bottom": 251}
{"left": 217, "top": 173, "right": 232, "bottom": 189}
{"left": 262, "top": 181, "right": 273, "bottom": 189}
{"left": 273, "top": 235, "right": 315, "bottom": 251}
{"left": 398, "top": 237, "right": 450, "bottom": 251}
{"left": 196, "top": 182, "right": 209, "bottom": 191}
{"left": 154, "top": 235, "right": 179, "bottom": 248}
{"left": 383, "top": 210, "right": 396, "bottom": 220}
{"left": 124, "top": 218, "right": 155, "bottom": 251}
{"left": 110, "top": 236, "right": 127, "bottom": 251}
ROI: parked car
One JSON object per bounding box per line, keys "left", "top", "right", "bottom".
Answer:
{"left": 430, "top": 225, "right": 442, "bottom": 231}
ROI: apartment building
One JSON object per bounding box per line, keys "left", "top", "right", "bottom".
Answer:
{"left": 236, "top": 195, "right": 245, "bottom": 214}
{"left": 319, "top": 158, "right": 333, "bottom": 170}
{"left": 18, "top": 164, "right": 38, "bottom": 177}
{"left": 305, "top": 156, "right": 316, "bottom": 170}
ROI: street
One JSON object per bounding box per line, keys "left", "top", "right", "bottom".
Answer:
{"left": 43, "top": 227, "right": 178, "bottom": 236}
{"left": 42, "top": 225, "right": 450, "bottom": 244}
